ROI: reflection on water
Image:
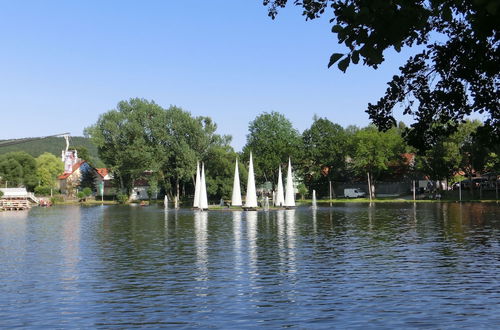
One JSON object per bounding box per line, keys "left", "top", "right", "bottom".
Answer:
{"left": 194, "top": 211, "right": 208, "bottom": 284}
{"left": 0, "top": 203, "right": 499, "bottom": 328}
{"left": 246, "top": 211, "right": 258, "bottom": 278}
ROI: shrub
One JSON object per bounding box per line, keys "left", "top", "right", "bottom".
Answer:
{"left": 77, "top": 191, "right": 86, "bottom": 201}
{"left": 50, "top": 195, "right": 64, "bottom": 204}
{"left": 116, "top": 194, "right": 128, "bottom": 204}
{"left": 34, "top": 185, "right": 52, "bottom": 196}
{"left": 82, "top": 187, "right": 93, "bottom": 197}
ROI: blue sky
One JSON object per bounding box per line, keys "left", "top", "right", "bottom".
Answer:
{"left": 0, "top": 1, "right": 416, "bottom": 151}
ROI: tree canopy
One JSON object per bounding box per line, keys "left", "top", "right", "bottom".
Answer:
{"left": 36, "top": 152, "right": 64, "bottom": 188}
{"left": 85, "top": 98, "right": 233, "bottom": 200}
{"left": 302, "top": 116, "right": 349, "bottom": 194}
{"left": 0, "top": 152, "right": 38, "bottom": 189}
{"left": 243, "top": 111, "right": 302, "bottom": 184}
{"left": 264, "top": 0, "right": 499, "bottom": 150}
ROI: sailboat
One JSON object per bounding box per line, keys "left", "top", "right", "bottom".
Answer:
{"left": 193, "top": 161, "right": 201, "bottom": 208}
{"left": 244, "top": 152, "right": 258, "bottom": 210}
{"left": 275, "top": 165, "right": 285, "bottom": 207}
{"left": 284, "top": 158, "right": 296, "bottom": 209}
{"left": 199, "top": 162, "right": 209, "bottom": 210}
{"left": 312, "top": 189, "right": 317, "bottom": 209}
{"left": 164, "top": 194, "right": 168, "bottom": 209}
{"left": 231, "top": 158, "right": 242, "bottom": 207}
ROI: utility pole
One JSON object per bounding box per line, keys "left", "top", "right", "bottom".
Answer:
{"left": 413, "top": 180, "right": 416, "bottom": 201}
{"left": 329, "top": 180, "right": 332, "bottom": 207}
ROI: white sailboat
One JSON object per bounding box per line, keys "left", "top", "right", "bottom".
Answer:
{"left": 199, "top": 162, "right": 209, "bottom": 210}
{"left": 244, "top": 152, "right": 258, "bottom": 209}
{"left": 164, "top": 194, "right": 168, "bottom": 209}
{"left": 231, "top": 158, "right": 242, "bottom": 206}
{"left": 275, "top": 165, "right": 285, "bottom": 207}
{"left": 193, "top": 161, "right": 201, "bottom": 208}
{"left": 312, "top": 189, "right": 317, "bottom": 209}
{"left": 284, "top": 158, "right": 296, "bottom": 208}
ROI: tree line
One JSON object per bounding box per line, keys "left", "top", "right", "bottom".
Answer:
{"left": 1, "top": 98, "right": 497, "bottom": 199}
{"left": 85, "top": 98, "right": 499, "bottom": 200}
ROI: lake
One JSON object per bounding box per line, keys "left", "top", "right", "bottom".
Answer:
{"left": 0, "top": 203, "right": 499, "bottom": 328}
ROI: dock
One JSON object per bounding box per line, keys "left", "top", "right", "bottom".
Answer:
{"left": 0, "top": 188, "right": 38, "bottom": 211}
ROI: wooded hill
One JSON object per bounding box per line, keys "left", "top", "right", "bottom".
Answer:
{"left": 0, "top": 136, "right": 104, "bottom": 167}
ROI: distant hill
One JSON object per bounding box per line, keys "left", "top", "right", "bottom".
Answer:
{"left": 0, "top": 136, "right": 104, "bottom": 167}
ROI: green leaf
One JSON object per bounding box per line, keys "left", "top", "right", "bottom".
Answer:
{"left": 328, "top": 53, "right": 344, "bottom": 68}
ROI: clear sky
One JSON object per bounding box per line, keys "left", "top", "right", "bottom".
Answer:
{"left": 0, "top": 0, "right": 416, "bottom": 151}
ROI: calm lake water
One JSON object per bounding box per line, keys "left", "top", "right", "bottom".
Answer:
{"left": 0, "top": 203, "right": 499, "bottom": 328}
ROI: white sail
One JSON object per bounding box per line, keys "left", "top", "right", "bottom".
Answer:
{"left": 193, "top": 161, "right": 201, "bottom": 208}
{"left": 245, "top": 152, "right": 258, "bottom": 208}
{"left": 231, "top": 158, "right": 242, "bottom": 206}
{"left": 284, "top": 158, "right": 295, "bottom": 207}
{"left": 164, "top": 194, "right": 168, "bottom": 209}
{"left": 199, "top": 162, "right": 209, "bottom": 210}
{"left": 275, "top": 165, "right": 285, "bottom": 207}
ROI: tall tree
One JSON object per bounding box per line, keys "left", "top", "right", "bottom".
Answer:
{"left": 0, "top": 152, "right": 38, "bottom": 189}
{"left": 243, "top": 111, "right": 302, "bottom": 184}
{"left": 264, "top": 0, "right": 499, "bottom": 150}
{"left": 302, "top": 117, "right": 348, "bottom": 194}
{"left": 350, "top": 126, "right": 404, "bottom": 197}
{"left": 85, "top": 99, "right": 163, "bottom": 195}
{"left": 36, "top": 152, "right": 64, "bottom": 188}
{"left": 86, "top": 98, "right": 232, "bottom": 201}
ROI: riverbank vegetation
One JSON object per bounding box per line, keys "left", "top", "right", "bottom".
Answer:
{"left": 83, "top": 98, "right": 497, "bottom": 202}
{"left": 1, "top": 98, "right": 498, "bottom": 202}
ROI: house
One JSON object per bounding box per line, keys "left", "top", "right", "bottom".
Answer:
{"left": 57, "top": 160, "right": 88, "bottom": 196}
{"left": 94, "top": 168, "right": 116, "bottom": 197}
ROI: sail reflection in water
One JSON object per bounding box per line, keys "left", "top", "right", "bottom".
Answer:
{"left": 276, "top": 210, "right": 286, "bottom": 271}
{"left": 285, "top": 209, "right": 297, "bottom": 277}
{"left": 232, "top": 211, "right": 243, "bottom": 276}
{"left": 1, "top": 203, "right": 499, "bottom": 328}
{"left": 246, "top": 211, "right": 258, "bottom": 277}
{"left": 194, "top": 211, "right": 208, "bottom": 284}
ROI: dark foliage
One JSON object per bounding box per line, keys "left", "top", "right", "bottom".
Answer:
{"left": 264, "top": 0, "right": 499, "bottom": 151}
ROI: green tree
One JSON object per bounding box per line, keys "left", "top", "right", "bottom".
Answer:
{"left": 350, "top": 126, "right": 404, "bottom": 197}
{"left": 85, "top": 99, "right": 162, "bottom": 195}
{"left": 302, "top": 117, "right": 348, "bottom": 194}
{"left": 0, "top": 152, "right": 37, "bottom": 190}
{"left": 36, "top": 152, "right": 64, "bottom": 188}
{"left": 0, "top": 158, "right": 23, "bottom": 187}
{"left": 416, "top": 140, "right": 461, "bottom": 183}
{"left": 205, "top": 144, "right": 248, "bottom": 200}
{"left": 264, "top": 0, "right": 499, "bottom": 150}
{"left": 86, "top": 98, "right": 232, "bottom": 202}
{"left": 243, "top": 111, "right": 302, "bottom": 185}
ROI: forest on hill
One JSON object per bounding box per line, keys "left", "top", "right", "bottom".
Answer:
{"left": 0, "top": 136, "right": 103, "bottom": 167}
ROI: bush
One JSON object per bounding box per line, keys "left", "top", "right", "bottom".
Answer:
{"left": 50, "top": 195, "right": 64, "bottom": 204}
{"left": 297, "top": 183, "right": 308, "bottom": 200}
{"left": 82, "top": 187, "right": 92, "bottom": 197}
{"left": 77, "top": 191, "right": 86, "bottom": 201}
{"left": 116, "top": 194, "right": 128, "bottom": 204}
{"left": 34, "top": 185, "right": 52, "bottom": 196}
